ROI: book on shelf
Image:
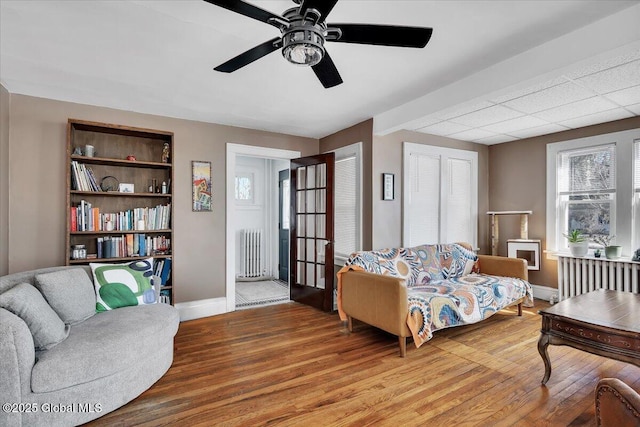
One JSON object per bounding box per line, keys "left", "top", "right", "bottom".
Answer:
{"left": 94, "top": 234, "right": 170, "bottom": 259}
{"left": 71, "top": 203, "right": 171, "bottom": 232}
{"left": 71, "top": 161, "right": 102, "bottom": 192}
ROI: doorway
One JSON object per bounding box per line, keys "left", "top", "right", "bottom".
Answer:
{"left": 225, "top": 144, "right": 301, "bottom": 312}
{"left": 233, "top": 156, "right": 290, "bottom": 309}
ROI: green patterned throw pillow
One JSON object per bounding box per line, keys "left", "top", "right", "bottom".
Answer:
{"left": 90, "top": 259, "right": 157, "bottom": 312}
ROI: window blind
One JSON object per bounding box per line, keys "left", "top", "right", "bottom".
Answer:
{"left": 446, "top": 158, "right": 472, "bottom": 243}
{"left": 408, "top": 153, "right": 441, "bottom": 246}
{"left": 558, "top": 144, "right": 616, "bottom": 194}
{"left": 334, "top": 156, "right": 356, "bottom": 256}
{"left": 635, "top": 140, "right": 640, "bottom": 192}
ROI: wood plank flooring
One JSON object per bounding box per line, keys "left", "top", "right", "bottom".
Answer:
{"left": 85, "top": 300, "right": 640, "bottom": 426}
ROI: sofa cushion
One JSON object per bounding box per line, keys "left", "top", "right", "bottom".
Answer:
{"left": 0, "top": 283, "right": 70, "bottom": 350}
{"left": 34, "top": 268, "right": 96, "bottom": 325}
{"left": 90, "top": 259, "right": 156, "bottom": 311}
{"left": 31, "top": 303, "right": 179, "bottom": 393}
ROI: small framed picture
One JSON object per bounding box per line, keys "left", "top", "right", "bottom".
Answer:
{"left": 382, "top": 173, "right": 394, "bottom": 201}
{"left": 119, "top": 183, "right": 134, "bottom": 193}
{"left": 192, "top": 161, "right": 212, "bottom": 212}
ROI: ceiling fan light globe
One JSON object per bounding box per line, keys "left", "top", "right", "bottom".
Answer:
{"left": 283, "top": 43, "right": 323, "bottom": 66}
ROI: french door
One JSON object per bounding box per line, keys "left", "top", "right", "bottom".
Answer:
{"left": 290, "top": 153, "right": 335, "bottom": 312}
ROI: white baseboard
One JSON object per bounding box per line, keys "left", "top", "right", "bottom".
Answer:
{"left": 531, "top": 284, "right": 558, "bottom": 302}
{"left": 175, "top": 297, "right": 228, "bottom": 322}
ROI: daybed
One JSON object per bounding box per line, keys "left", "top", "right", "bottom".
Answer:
{"left": 0, "top": 264, "right": 179, "bottom": 426}
{"left": 337, "top": 243, "right": 533, "bottom": 357}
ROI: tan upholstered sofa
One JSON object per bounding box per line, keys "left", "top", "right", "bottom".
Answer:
{"left": 337, "top": 243, "right": 533, "bottom": 357}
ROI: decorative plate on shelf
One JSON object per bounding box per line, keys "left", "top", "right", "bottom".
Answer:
{"left": 100, "top": 176, "right": 119, "bottom": 192}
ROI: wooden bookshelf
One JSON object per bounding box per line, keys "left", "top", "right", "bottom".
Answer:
{"left": 65, "top": 119, "right": 174, "bottom": 304}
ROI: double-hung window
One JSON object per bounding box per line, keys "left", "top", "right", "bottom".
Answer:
{"left": 547, "top": 129, "right": 640, "bottom": 255}
{"left": 634, "top": 140, "right": 640, "bottom": 248}
{"left": 557, "top": 144, "right": 616, "bottom": 241}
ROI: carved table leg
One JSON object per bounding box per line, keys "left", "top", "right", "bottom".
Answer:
{"left": 347, "top": 316, "right": 353, "bottom": 332}
{"left": 538, "top": 332, "right": 552, "bottom": 385}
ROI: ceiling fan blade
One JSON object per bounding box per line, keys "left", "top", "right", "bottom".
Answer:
{"left": 311, "top": 52, "right": 343, "bottom": 88}
{"left": 299, "top": 0, "right": 339, "bottom": 20}
{"left": 328, "top": 24, "right": 433, "bottom": 48}
{"left": 203, "top": 0, "right": 285, "bottom": 28}
{"left": 214, "top": 37, "right": 282, "bottom": 73}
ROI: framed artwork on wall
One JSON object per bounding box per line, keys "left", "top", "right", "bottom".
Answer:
{"left": 382, "top": 173, "right": 395, "bottom": 201}
{"left": 192, "top": 161, "right": 212, "bottom": 212}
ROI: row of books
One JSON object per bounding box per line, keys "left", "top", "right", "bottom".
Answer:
{"left": 96, "top": 234, "right": 171, "bottom": 258}
{"left": 154, "top": 258, "right": 172, "bottom": 286}
{"left": 71, "top": 161, "right": 101, "bottom": 192}
{"left": 71, "top": 201, "right": 171, "bottom": 232}
{"left": 159, "top": 289, "right": 171, "bottom": 304}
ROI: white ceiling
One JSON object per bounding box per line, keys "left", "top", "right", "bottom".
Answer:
{"left": 1, "top": 1, "right": 639, "bottom": 143}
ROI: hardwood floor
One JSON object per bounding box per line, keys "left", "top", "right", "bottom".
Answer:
{"left": 86, "top": 300, "right": 640, "bottom": 426}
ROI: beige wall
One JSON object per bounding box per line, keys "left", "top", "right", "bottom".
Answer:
{"left": 319, "top": 119, "right": 373, "bottom": 250}
{"left": 372, "top": 130, "right": 491, "bottom": 253}
{"left": 489, "top": 116, "right": 640, "bottom": 289}
{"left": 0, "top": 85, "right": 9, "bottom": 276}
{"left": 5, "top": 94, "right": 317, "bottom": 303}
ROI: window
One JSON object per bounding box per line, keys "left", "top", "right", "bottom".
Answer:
{"left": 403, "top": 143, "right": 478, "bottom": 248}
{"left": 634, "top": 140, "right": 640, "bottom": 248}
{"left": 557, "top": 144, "right": 616, "bottom": 239}
{"left": 326, "top": 143, "right": 362, "bottom": 262}
{"left": 235, "top": 173, "right": 253, "bottom": 202}
{"left": 547, "top": 129, "right": 640, "bottom": 255}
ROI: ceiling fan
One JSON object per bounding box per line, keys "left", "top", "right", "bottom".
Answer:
{"left": 206, "top": 0, "right": 433, "bottom": 88}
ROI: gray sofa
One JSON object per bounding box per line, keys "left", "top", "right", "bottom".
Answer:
{"left": 0, "top": 265, "right": 180, "bottom": 426}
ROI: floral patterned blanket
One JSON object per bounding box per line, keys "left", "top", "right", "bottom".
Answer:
{"left": 337, "top": 243, "right": 534, "bottom": 348}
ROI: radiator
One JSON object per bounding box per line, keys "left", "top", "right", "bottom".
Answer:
{"left": 557, "top": 255, "right": 640, "bottom": 301}
{"left": 241, "top": 229, "right": 264, "bottom": 278}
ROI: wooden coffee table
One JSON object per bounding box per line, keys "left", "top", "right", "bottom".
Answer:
{"left": 537, "top": 289, "right": 640, "bottom": 385}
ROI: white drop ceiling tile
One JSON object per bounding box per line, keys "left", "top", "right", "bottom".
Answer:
{"left": 564, "top": 49, "right": 640, "bottom": 79}
{"left": 502, "top": 82, "right": 594, "bottom": 114}
{"left": 490, "top": 77, "right": 567, "bottom": 104}
{"left": 448, "top": 128, "right": 497, "bottom": 141}
{"left": 416, "top": 120, "right": 471, "bottom": 136}
{"left": 409, "top": 115, "right": 442, "bottom": 131}
{"left": 601, "top": 85, "right": 640, "bottom": 107}
{"left": 483, "top": 115, "right": 550, "bottom": 134}
{"left": 448, "top": 104, "right": 523, "bottom": 127}
{"left": 474, "top": 134, "right": 519, "bottom": 145}
{"left": 434, "top": 101, "right": 495, "bottom": 121}
{"left": 576, "top": 60, "right": 640, "bottom": 94}
{"left": 506, "top": 123, "right": 569, "bottom": 139}
{"left": 627, "top": 103, "right": 640, "bottom": 115}
{"left": 559, "top": 108, "right": 633, "bottom": 129}
{"left": 533, "top": 96, "right": 618, "bottom": 122}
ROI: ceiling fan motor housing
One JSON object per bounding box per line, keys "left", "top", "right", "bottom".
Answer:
{"left": 281, "top": 7, "right": 326, "bottom": 66}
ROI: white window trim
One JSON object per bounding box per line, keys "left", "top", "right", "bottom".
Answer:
{"left": 325, "top": 142, "right": 362, "bottom": 264}
{"left": 546, "top": 129, "right": 639, "bottom": 257}
{"left": 402, "top": 142, "right": 478, "bottom": 249}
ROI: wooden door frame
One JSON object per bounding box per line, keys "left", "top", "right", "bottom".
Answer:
{"left": 225, "top": 144, "right": 300, "bottom": 312}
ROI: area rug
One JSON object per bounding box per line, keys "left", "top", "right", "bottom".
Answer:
{"left": 236, "top": 280, "right": 290, "bottom": 309}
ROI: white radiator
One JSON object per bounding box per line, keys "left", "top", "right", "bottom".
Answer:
{"left": 557, "top": 255, "right": 640, "bottom": 301}
{"left": 241, "top": 229, "right": 264, "bottom": 278}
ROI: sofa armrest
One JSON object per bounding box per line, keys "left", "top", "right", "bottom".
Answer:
{"left": 477, "top": 255, "right": 528, "bottom": 281}
{"left": 341, "top": 270, "right": 411, "bottom": 338}
{"left": 0, "top": 308, "right": 36, "bottom": 426}
{"left": 596, "top": 378, "right": 640, "bottom": 426}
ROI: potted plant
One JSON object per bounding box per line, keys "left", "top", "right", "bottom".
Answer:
{"left": 563, "top": 229, "right": 589, "bottom": 257}
{"left": 591, "top": 234, "right": 621, "bottom": 259}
